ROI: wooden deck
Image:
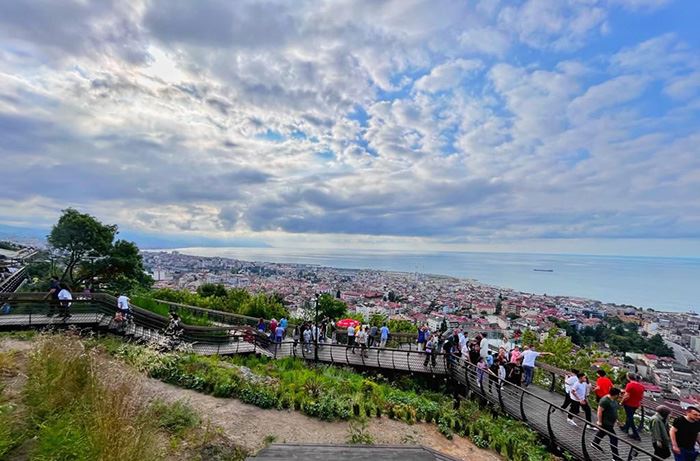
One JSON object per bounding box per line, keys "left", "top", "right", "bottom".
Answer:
{"left": 248, "top": 444, "right": 460, "bottom": 461}
{"left": 450, "top": 356, "right": 658, "bottom": 461}
{"left": 0, "top": 297, "right": 656, "bottom": 461}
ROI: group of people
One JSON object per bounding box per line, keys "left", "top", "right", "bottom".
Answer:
{"left": 590, "top": 373, "right": 700, "bottom": 461}
{"left": 45, "top": 276, "right": 74, "bottom": 318}
{"left": 346, "top": 323, "right": 390, "bottom": 357}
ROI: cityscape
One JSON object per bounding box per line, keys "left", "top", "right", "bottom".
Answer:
{"left": 143, "top": 249, "right": 700, "bottom": 405}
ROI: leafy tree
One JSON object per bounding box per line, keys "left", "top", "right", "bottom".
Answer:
{"left": 197, "top": 283, "right": 228, "bottom": 298}
{"left": 316, "top": 293, "right": 348, "bottom": 320}
{"left": 48, "top": 208, "right": 116, "bottom": 284}
{"left": 506, "top": 312, "right": 520, "bottom": 320}
{"left": 44, "top": 208, "right": 151, "bottom": 292}
{"left": 521, "top": 329, "right": 539, "bottom": 347}
{"left": 239, "top": 293, "right": 289, "bottom": 320}
{"left": 369, "top": 314, "right": 388, "bottom": 327}
{"left": 387, "top": 319, "right": 415, "bottom": 333}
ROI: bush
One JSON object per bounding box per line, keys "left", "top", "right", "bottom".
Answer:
{"left": 23, "top": 334, "right": 162, "bottom": 461}
{"left": 347, "top": 420, "right": 374, "bottom": 445}
{"left": 150, "top": 399, "right": 201, "bottom": 436}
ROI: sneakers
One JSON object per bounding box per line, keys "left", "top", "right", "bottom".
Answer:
{"left": 567, "top": 418, "right": 578, "bottom": 426}
{"left": 590, "top": 442, "right": 603, "bottom": 452}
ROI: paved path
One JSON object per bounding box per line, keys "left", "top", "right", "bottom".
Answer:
{"left": 450, "top": 357, "right": 658, "bottom": 461}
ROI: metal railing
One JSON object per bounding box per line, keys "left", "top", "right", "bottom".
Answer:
{"left": 0, "top": 292, "right": 658, "bottom": 461}
{"left": 0, "top": 267, "right": 28, "bottom": 293}
{"left": 448, "top": 353, "right": 659, "bottom": 461}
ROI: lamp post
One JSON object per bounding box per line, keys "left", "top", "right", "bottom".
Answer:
{"left": 314, "top": 292, "right": 320, "bottom": 362}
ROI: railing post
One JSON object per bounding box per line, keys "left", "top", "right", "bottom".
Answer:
{"left": 637, "top": 404, "right": 645, "bottom": 433}
{"left": 519, "top": 388, "right": 527, "bottom": 421}
{"left": 464, "top": 360, "right": 471, "bottom": 394}
{"left": 406, "top": 351, "right": 411, "bottom": 372}
{"left": 549, "top": 371, "right": 556, "bottom": 392}
{"left": 496, "top": 379, "right": 505, "bottom": 413}
{"left": 546, "top": 402, "right": 557, "bottom": 449}
{"left": 391, "top": 349, "right": 396, "bottom": 370}
{"left": 581, "top": 421, "right": 591, "bottom": 461}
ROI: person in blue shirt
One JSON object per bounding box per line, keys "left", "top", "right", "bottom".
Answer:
{"left": 280, "top": 317, "right": 288, "bottom": 329}
{"left": 379, "top": 324, "right": 390, "bottom": 348}
{"left": 417, "top": 325, "right": 426, "bottom": 351}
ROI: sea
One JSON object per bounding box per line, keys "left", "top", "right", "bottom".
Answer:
{"left": 167, "top": 247, "right": 700, "bottom": 314}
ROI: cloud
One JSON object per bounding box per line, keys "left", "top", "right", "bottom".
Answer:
{"left": 0, "top": 0, "right": 698, "bottom": 251}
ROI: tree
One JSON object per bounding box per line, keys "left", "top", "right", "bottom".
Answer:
{"left": 46, "top": 209, "right": 151, "bottom": 292}
{"left": 521, "top": 329, "right": 539, "bottom": 347}
{"left": 316, "top": 293, "right": 347, "bottom": 320}
{"left": 48, "top": 208, "right": 116, "bottom": 285}
{"left": 240, "top": 293, "right": 288, "bottom": 320}
{"left": 197, "top": 283, "right": 228, "bottom": 298}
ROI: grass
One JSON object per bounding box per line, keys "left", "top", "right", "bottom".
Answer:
{"left": 102, "top": 339, "right": 555, "bottom": 460}
{"left": 150, "top": 399, "right": 201, "bottom": 436}
{"left": 347, "top": 419, "right": 374, "bottom": 445}
{"left": 19, "top": 334, "right": 163, "bottom": 461}
{"left": 131, "top": 295, "right": 214, "bottom": 327}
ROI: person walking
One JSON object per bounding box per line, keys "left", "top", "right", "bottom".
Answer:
{"left": 593, "top": 369, "right": 614, "bottom": 402}
{"left": 379, "top": 324, "right": 389, "bottom": 349}
{"left": 562, "top": 369, "right": 580, "bottom": 410}
{"left": 521, "top": 345, "right": 553, "bottom": 387}
{"left": 423, "top": 336, "right": 437, "bottom": 367}
{"left": 566, "top": 373, "right": 588, "bottom": 427}
{"left": 650, "top": 405, "right": 672, "bottom": 459}
{"left": 45, "top": 276, "right": 61, "bottom": 317}
{"left": 357, "top": 326, "right": 369, "bottom": 358}
{"left": 487, "top": 355, "right": 499, "bottom": 393}
{"left": 506, "top": 357, "right": 524, "bottom": 386}
{"left": 509, "top": 345, "right": 521, "bottom": 364}
{"left": 620, "top": 373, "right": 644, "bottom": 441}
{"left": 670, "top": 406, "right": 700, "bottom": 461}
{"left": 368, "top": 324, "right": 377, "bottom": 348}
{"left": 57, "top": 283, "right": 72, "bottom": 318}
{"left": 347, "top": 324, "right": 356, "bottom": 351}
{"left": 476, "top": 357, "right": 488, "bottom": 389}
{"left": 292, "top": 325, "right": 300, "bottom": 350}
{"left": 417, "top": 325, "right": 426, "bottom": 351}
{"left": 303, "top": 326, "right": 313, "bottom": 355}
{"left": 257, "top": 318, "right": 265, "bottom": 332}
{"left": 591, "top": 388, "right": 623, "bottom": 461}
{"left": 275, "top": 323, "right": 285, "bottom": 344}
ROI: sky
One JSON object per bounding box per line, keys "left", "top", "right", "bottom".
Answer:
{"left": 1, "top": 0, "right": 699, "bottom": 256}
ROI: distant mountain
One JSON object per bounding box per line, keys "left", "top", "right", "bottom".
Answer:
{"left": 0, "top": 223, "right": 268, "bottom": 250}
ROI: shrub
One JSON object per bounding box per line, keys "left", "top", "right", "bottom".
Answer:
{"left": 347, "top": 420, "right": 374, "bottom": 445}
{"left": 150, "top": 399, "right": 201, "bottom": 436}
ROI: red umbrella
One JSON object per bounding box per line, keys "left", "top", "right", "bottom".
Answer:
{"left": 336, "top": 318, "right": 360, "bottom": 329}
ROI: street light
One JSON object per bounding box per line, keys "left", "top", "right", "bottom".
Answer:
{"left": 314, "top": 292, "right": 320, "bottom": 362}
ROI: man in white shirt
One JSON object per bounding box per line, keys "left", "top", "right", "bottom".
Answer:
{"left": 562, "top": 369, "right": 581, "bottom": 410}
{"left": 57, "top": 284, "right": 72, "bottom": 318}
{"left": 521, "top": 345, "right": 553, "bottom": 387}
{"left": 567, "top": 373, "right": 588, "bottom": 426}
{"left": 347, "top": 324, "right": 356, "bottom": 352}
{"left": 479, "top": 334, "right": 489, "bottom": 360}
{"left": 117, "top": 294, "right": 130, "bottom": 312}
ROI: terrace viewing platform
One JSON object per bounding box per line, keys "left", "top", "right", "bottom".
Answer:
{"left": 0, "top": 292, "right": 669, "bottom": 461}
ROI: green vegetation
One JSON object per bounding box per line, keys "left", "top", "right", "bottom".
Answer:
{"left": 151, "top": 286, "right": 289, "bottom": 321}
{"left": 347, "top": 420, "right": 374, "bottom": 445}
{"left": 104, "top": 340, "right": 554, "bottom": 460}
{"left": 0, "top": 241, "right": 22, "bottom": 251}
{"left": 17, "top": 334, "right": 162, "bottom": 461}
{"left": 26, "top": 208, "right": 152, "bottom": 293}
{"left": 549, "top": 316, "right": 674, "bottom": 357}
{"left": 368, "top": 314, "right": 416, "bottom": 333}
{"left": 150, "top": 400, "right": 201, "bottom": 436}
{"left": 130, "top": 295, "right": 214, "bottom": 327}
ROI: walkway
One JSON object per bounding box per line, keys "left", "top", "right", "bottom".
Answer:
{"left": 0, "top": 292, "right": 658, "bottom": 461}
{"left": 450, "top": 356, "right": 658, "bottom": 461}
{"left": 248, "top": 444, "right": 461, "bottom": 460}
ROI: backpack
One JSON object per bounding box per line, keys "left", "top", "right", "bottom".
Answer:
{"left": 0, "top": 303, "right": 10, "bottom": 314}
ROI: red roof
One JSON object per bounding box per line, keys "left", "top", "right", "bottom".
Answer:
{"left": 644, "top": 354, "right": 659, "bottom": 360}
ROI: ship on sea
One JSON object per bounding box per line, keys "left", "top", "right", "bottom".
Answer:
{"left": 533, "top": 269, "right": 554, "bottom": 272}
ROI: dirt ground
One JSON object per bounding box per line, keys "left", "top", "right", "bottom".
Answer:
{"left": 0, "top": 337, "right": 500, "bottom": 461}
{"left": 132, "top": 363, "right": 500, "bottom": 460}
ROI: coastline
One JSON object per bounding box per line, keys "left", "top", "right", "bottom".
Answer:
{"left": 145, "top": 247, "right": 700, "bottom": 314}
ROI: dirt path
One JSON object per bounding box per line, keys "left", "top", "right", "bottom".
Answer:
{"left": 132, "top": 365, "right": 499, "bottom": 461}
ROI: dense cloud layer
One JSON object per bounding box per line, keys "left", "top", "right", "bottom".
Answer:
{"left": 0, "top": 0, "right": 698, "bottom": 249}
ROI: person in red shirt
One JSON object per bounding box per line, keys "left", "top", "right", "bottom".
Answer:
{"left": 620, "top": 373, "right": 644, "bottom": 441}
{"left": 594, "top": 369, "right": 614, "bottom": 402}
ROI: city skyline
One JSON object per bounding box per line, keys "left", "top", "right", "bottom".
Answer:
{"left": 1, "top": 1, "right": 699, "bottom": 256}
